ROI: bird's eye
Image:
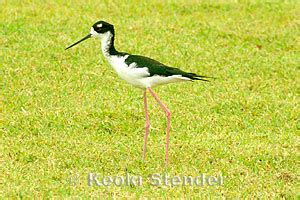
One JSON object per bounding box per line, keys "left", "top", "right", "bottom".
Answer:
{"left": 93, "top": 23, "right": 103, "bottom": 32}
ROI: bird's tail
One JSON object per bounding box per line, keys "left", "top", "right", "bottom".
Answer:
{"left": 187, "top": 73, "right": 215, "bottom": 81}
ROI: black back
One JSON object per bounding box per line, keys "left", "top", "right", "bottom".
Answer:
{"left": 125, "top": 55, "right": 209, "bottom": 81}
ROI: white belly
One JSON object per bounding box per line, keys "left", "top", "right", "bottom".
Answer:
{"left": 99, "top": 31, "right": 190, "bottom": 89}
{"left": 106, "top": 55, "right": 147, "bottom": 88}
{"left": 105, "top": 55, "right": 190, "bottom": 89}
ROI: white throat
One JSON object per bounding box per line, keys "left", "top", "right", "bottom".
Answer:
{"left": 90, "top": 27, "right": 114, "bottom": 58}
{"left": 100, "top": 31, "right": 114, "bottom": 58}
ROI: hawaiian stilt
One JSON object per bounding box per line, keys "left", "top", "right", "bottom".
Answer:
{"left": 65, "top": 21, "right": 210, "bottom": 164}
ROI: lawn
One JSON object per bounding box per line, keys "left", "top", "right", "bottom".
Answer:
{"left": 1, "top": 0, "right": 299, "bottom": 198}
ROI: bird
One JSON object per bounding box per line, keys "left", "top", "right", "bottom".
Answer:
{"left": 65, "top": 20, "right": 211, "bottom": 164}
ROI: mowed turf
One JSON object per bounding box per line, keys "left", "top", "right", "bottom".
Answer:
{"left": 1, "top": 0, "right": 299, "bottom": 198}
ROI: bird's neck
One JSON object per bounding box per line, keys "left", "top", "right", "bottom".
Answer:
{"left": 100, "top": 31, "right": 119, "bottom": 57}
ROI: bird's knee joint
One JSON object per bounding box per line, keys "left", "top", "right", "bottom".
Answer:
{"left": 145, "top": 123, "right": 150, "bottom": 129}
{"left": 166, "top": 111, "right": 171, "bottom": 118}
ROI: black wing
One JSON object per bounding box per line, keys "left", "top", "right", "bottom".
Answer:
{"left": 125, "top": 54, "right": 210, "bottom": 81}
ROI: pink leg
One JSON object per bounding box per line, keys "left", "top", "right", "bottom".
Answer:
{"left": 143, "top": 89, "right": 150, "bottom": 160}
{"left": 148, "top": 88, "right": 171, "bottom": 165}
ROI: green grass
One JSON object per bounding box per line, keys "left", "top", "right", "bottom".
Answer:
{"left": 1, "top": 0, "right": 299, "bottom": 198}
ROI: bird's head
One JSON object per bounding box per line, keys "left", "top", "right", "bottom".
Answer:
{"left": 65, "top": 20, "right": 114, "bottom": 50}
{"left": 91, "top": 21, "right": 114, "bottom": 37}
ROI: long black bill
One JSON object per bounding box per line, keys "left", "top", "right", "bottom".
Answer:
{"left": 65, "top": 33, "right": 92, "bottom": 50}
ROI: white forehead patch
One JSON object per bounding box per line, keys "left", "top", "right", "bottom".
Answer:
{"left": 90, "top": 27, "right": 98, "bottom": 36}
{"left": 97, "top": 23, "right": 103, "bottom": 28}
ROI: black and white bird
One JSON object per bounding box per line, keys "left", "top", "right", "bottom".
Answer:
{"left": 66, "top": 20, "right": 210, "bottom": 164}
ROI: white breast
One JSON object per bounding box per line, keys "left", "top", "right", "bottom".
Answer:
{"left": 107, "top": 56, "right": 191, "bottom": 89}
{"left": 106, "top": 55, "right": 151, "bottom": 88}
{"left": 99, "top": 31, "right": 190, "bottom": 89}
